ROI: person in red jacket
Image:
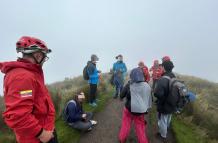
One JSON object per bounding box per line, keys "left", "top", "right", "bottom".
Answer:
{"left": 149, "top": 60, "right": 164, "bottom": 90}
{"left": 0, "top": 36, "right": 57, "bottom": 143}
{"left": 138, "top": 61, "right": 150, "bottom": 83}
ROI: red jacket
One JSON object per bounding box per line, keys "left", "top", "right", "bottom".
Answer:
{"left": 0, "top": 59, "right": 55, "bottom": 143}
{"left": 149, "top": 65, "right": 164, "bottom": 80}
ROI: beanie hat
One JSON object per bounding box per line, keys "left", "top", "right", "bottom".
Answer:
{"left": 91, "top": 54, "right": 99, "bottom": 61}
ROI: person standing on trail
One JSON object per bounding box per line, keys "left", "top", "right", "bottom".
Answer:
{"left": 138, "top": 61, "right": 150, "bottom": 83}
{"left": 63, "top": 92, "right": 97, "bottom": 131}
{"left": 149, "top": 60, "right": 164, "bottom": 91}
{"left": 112, "top": 54, "right": 127, "bottom": 98}
{"left": 154, "top": 60, "right": 175, "bottom": 142}
{"left": 0, "top": 36, "right": 57, "bottom": 143}
{"left": 119, "top": 67, "right": 151, "bottom": 143}
{"left": 87, "top": 54, "right": 101, "bottom": 107}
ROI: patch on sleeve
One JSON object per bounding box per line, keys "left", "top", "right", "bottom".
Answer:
{"left": 19, "top": 90, "right": 32, "bottom": 97}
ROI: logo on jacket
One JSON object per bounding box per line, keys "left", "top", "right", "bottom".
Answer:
{"left": 20, "top": 90, "right": 32, "bottom": 97}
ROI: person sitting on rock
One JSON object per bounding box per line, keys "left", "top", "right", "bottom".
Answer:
{"left": 63, "top": 92, "right": 97, "bottom": 131}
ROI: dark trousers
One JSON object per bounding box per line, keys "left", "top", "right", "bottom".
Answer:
{"left": 69, "top": 112, "right": 93, "bottom": 131}
{"left": 89, "top": 84, "right": 97, "bottom": 103}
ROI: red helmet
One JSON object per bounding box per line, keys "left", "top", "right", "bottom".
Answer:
{"left": 162, "top": 56, "right": 170, "bottom": 62}
{"left": 16, "top": 36, "right": 51, "bottom": 54}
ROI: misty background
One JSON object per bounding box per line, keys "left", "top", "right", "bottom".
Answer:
{"left": 0, "top": 0, "right": 218, "bottom": 95}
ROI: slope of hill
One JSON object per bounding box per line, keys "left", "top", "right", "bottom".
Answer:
{"left": 172, "top": 74, "right": 218, "bottom": 143}
{"left": 0, "top": 73, "right": 217, "bottom": 143}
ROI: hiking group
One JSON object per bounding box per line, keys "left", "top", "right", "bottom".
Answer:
{"left": 0, "top": 36, "right": 196, "bottom": 143}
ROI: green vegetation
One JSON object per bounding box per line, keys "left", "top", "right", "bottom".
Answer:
{"left": 55, "top": 90, "right": 113, "bottom": 143}
{"left": 0, "top": 73, "right": 218, "bottom": 143}
{"left": 0, "top": 73, "right": 114, "bottom": 143}
{"left": 172, "top": 75, "right": 218, "bottom": 143}
{"left": 172, "top": 116, "right": 205, "bottom": 143}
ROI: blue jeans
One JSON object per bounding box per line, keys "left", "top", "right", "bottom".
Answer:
{"left": 114, "top": 78, "right": 123, "bottom": 97}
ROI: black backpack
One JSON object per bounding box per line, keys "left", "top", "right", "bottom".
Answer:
{"left": 83, "top": 64, "right": 89, "bottom": 80}
{"left": 163, "top": 76, "right": 189, "bottom": 113}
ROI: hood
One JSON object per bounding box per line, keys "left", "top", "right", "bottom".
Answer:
{"left": 0, "top": 58, "right": 42, "bottom": 74}
{"left": 87, "top": 61, "right": 96, "bottom": 66}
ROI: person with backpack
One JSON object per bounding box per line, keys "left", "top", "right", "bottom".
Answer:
{"left": 149, "top": 60, "right": 164, "bottom": 91}
{"left": 85, "top": 54, "right": 101, "bottom": 107}
{"left": 112, "top": 54, "right": 127, "bottom": 98}
{"left": 63, "top": 92, "right": 97, "bottom": 131}
{"left": 154, "top": 60, "right": 175, "bottom": 142}
{"left": 0, "top": 36, "right": 57, "bottom": 143}
{"left": 119, "top": 67, "right": 151, "bottom": 143}
{"left": 138, "top": 61, "right": 150, "bottom": 83}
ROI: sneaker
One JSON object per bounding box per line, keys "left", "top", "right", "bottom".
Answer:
{"left": 95, "top": 99, "right": 101, "bottom": 102}
{"left": 87, "top": 127, "right": 92, "bottom": 131}
{"left": 89, "top": 102, "right": 97, "bottom": 107}
{"left": 156, "top": 132, "right": 167, "bottom": 143}
{"left": 90, "top": 120, "right": 98, "bottom": 125}
{"left": 93, "top": 102, "right": 97, "bottom": 106}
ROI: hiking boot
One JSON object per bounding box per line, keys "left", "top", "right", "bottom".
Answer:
{"left": 90, "top": 120, "right": 98, "bottom": 125}
{"left": 156, "top": 132, "right": 167, "bottom": 143}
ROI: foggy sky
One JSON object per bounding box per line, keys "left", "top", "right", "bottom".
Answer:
{"left": 0, "top": 0, "right": 218, "bottom": 94}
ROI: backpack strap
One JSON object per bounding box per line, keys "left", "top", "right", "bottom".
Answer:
{"left": 63, "top": 100, "right": 76, "bottom": 121}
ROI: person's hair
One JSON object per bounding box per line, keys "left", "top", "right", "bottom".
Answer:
{"left": 162, "top": 60, "right": 174, "bottom": 72}
{"left": 74, "top": 92, "right": 83, "bottom": 107}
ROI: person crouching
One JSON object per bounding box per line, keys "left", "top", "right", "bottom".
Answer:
{"left": 63, "top": 92, "right": 97, "bottom": 131}
{"left": 119, "top": 67, "right": 152, "bottom": 143}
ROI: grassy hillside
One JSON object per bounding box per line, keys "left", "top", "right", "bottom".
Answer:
{"left": 172, "top": 74, "right": 218, "bottom": 143}
{"left": 0, "top": 73, "right": 218, "bottom": 143}
{"left": 0, "top": 73, "right": 113, "bottom": 143}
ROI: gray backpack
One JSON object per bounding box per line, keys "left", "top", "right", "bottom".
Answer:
{"left": 62, "top": 100, "right": 76, "bottom": 122}
{"left": 162, "top": 76, "right": 189, "bottom": 113}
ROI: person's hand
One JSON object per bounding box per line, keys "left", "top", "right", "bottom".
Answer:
{"left": 82, "top": 114, "right": 87, "bottom": 119}
{"left": 38, "top": 129, "right": 54, "bottom": 143}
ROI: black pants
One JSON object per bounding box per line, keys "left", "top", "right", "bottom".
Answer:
{"left": 89, "top": 84, "right": 97, "bottom": 103}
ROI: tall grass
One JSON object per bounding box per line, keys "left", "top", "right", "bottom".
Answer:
{"left": 0, "top": 73, "right": 112, "bottom": 143}
{"left": 173, "top": 74, "right": 218, "bottom": 142}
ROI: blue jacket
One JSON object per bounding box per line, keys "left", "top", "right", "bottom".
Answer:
{"left": 66, "top": 100, "right": 84, "bottom": 123}
{"left": 87, "top": 61, "right": 99, "bottom": 84}
{"left": 113, "top": 61, "right": 127, "bottom": 81}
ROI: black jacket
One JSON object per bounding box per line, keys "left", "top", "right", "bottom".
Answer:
{"left": 154, "top": 72, "right": 176, "bottom": 114}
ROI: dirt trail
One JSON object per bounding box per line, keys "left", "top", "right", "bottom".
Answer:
{"left": 79, "top": 98, "right": 175, "bottom": 143}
